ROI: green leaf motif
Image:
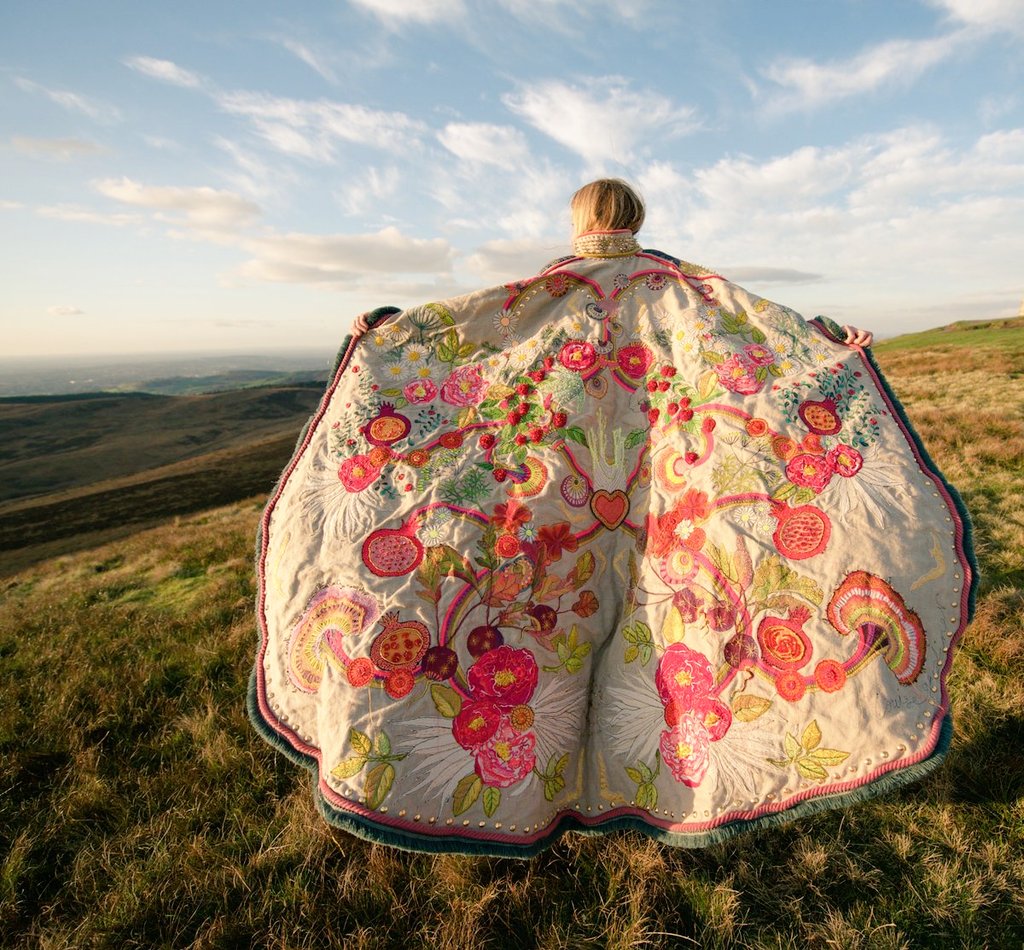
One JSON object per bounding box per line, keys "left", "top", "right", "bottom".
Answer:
{"left": 624, "top": 644, "right": 639, "bottom": 664}
{"left": 453, "top": 773, "right": 482, "bottom": 816}
{"left": 796, "top": 758, "right": 829, "bottom": 781}
{"left": 751, "top": 326, "right": 767, "bottom": 344}
{"left": 564, "top": 425, "right": 588, "bottom": 447}
{"left": 801, "top": 720, "right": 822, "bottom": 752}
{"left": 636, "top": 783, "right": 658, "bottom": 811}
{"left": 809, "top": 748, "right": 850, "bottom": 766}
{"left": 543, "top": 775, "right": 565, "bottom": 801}
{"left": 365, "top": 762, "right": 395, "bottom": 809}
{"left": 784, "top": 732, "right": 801, "bottom": 761}
{"left": 624, "top": 428, "right": 647, "bottom": 450}
{"left": 625, "top": 766, "right": 643, "bottom": 784}
{"left": 374, "top": 732, "right": 392, "bottom": 757}
{"left": 349, "top": 728, "right": 372, "bottom": 757}
{"left": 431, "top": 683, "right": 462, "bottom": 719}
{"left": 482, "top": 786, "right": 501, "bottom": 818}
{"left": 331, "top": 755, "right": 367, "bottom": 780}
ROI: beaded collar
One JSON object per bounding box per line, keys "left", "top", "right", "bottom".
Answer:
{"left": 572, "top": 229, "right": 641, "bottom": 258}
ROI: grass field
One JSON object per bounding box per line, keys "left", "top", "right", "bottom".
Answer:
{"left": 2, "top": 324, "right": 1023, "bottom": 948}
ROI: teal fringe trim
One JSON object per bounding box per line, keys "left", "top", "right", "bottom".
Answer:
{"left": 246, "top": 297, "right": 976, "bottom": 860}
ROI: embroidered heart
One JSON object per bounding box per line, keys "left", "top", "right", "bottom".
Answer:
{"left": 590, "top": 489, "right": 629, "bottom": 530}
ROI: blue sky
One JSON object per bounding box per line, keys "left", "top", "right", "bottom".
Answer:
{"left": 2, "top": 0, "right": 1022, "bottom": 357}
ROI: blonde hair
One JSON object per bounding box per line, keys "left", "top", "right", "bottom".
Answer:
{"left": 570, "top": 178, "right": 646, "bottom": 236}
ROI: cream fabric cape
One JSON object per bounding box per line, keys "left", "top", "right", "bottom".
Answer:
{"left": 250, "top": 234, "right": 975, "bottom": 857}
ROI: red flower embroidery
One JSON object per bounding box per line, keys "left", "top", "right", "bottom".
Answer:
{"left": 467, "top": 645, "right": 538, "bottom": 708}
{"left": 536, "top": 521, "right": 578, "bottom": 562}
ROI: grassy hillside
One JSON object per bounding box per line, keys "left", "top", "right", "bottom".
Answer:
{"left": 1, "top": 330, "right": 1022, "bottom": 948}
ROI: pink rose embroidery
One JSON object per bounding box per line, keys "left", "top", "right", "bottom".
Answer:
{"left": 452, "top": 699, "right": 502, "bottom": 750}
{"left": 403, "top": 378, "right": 438, "bottom": 404}
{"left": 616, "top": 342, "right": 654, "bottom": 379}
{"left": 474, "top": 721, "right": 536, "bottom": 787}
{"left": 715, "top": 354, "right": 763, "bottom": 395}
{"left": 559, "top": 340, "right": 597, "bottom": 372}
{"left": 827, "top": 443, "right": 863, "bottom": 477}
{"left": 660, "top": 713, "right": 711, "bottom": 787}
{"left": 440, "top": 365, "right": 488, "bottom": 407}
{"left": 338, "top": 454, "right": 381, "bottom": 492}
{"left": 467, "top": 645, "right": 538, "bottom": 708}
{"left": 655, "top": 642, "right": 714, "bottom": 706}
{"left": 786, "top": 453, "right": 834, "bottom": 493}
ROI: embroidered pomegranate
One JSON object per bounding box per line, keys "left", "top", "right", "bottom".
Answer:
{"left": 362, "top": 403, "right": 412, "bottom": 446}
{"left": 370, "top": 611, "right": 430, "bottom": 671}
{"left": 757, "top": 606, "right": 813, "bottom": 670}
{"left": 467, "top": 625, "right": 504, "bottom": 658}
{"left": 798, "top": 398, "right": 842, "bottom": 435}
{"left": 362, "top": 520, "right": 424, "bottom": 576}
{"left": 771, "top": 503, "right": 831, "bottom": 560}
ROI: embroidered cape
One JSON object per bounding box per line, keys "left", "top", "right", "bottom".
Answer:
{"left": 250, "top": 236, "right": 975, "bottom": 858}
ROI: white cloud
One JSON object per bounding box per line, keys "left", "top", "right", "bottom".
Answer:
{"left": 437, "top": 122, "right": 530, "bottom": 169}
{"left": 274, "top": 37, "right": 338, "bottom": 82}
{"left": 215, "top": 90, "right": 425, "bottom": 161}
{"left": 463, "top": 237, "right": 569, "bottom": 283}
{"left": 503, "top": 77, "right": 698, "bottom": 164}
{"left": 94, "top": 177, "right": 261, "bottom": 229}
{"left": 123, "top": 55, "right": 203, "bottom": 89}
{"left": 48, "top": 305, "right": 84, "bottom": 316}
{"left": 37, "top": 204, "right": 143, "bottom": 227}
{"left": 926, "top": 0, "right": 1024, "bottom": 33}
{"left": 349, "top": 0, "right": 466, "bottom": 24}
{"left": 336, "top": 165, "right": 402, "bottom": 215}
{"left": 762, "top": 33, "right": 965, "bottom": 111}
{"left": 0, "top": 200, "right": 24, "bottom": 210}
{"left": 13, "top": 77, "right": 121, "bottom": 123}
{"left": 9, "top": 136, "right": 104, "bottom": 161}
{"left": 236, "top": 227, "right": 454, "bottom": 284}
{"left": 496, "top": 0, "right": 650, "bottom": 24}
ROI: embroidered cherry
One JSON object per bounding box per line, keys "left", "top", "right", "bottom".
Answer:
{"left": 421, "top": 645, "right": 459, "bottom": 681}
{"left": 528, "top": 604, "right": 558, "bottom": 633}
{"left": 362, "top": 518, "right": 424, "bottom": 576}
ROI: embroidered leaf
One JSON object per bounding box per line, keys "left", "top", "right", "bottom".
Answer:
{"left": 755, "top": 366, "right": 768, "bottom": 383}
{"left": 734, "top": 536, "right": 754, "bottom": 588}
{"left": 625, "top": 766, "right": 644, "bottom": 784}
{"left": 637, "top": 760, "right": 655, "bottom": 784}
{"left": 543, "top": 775, "right": 565, "bottom": 801}
{"left": 706, "top": 541, "right": 736, "bottom": 582}
{"left": 698, "top": 370, "right": 720, "bottom": 399}
{"left": 624, "top": 644, "right": 640, "bottom": 664}
{"left": 431, "top": 683, "right": 462, "bottom": 719}
{"left": 564, "top": 425, "right": 588, "bottom": 447}
{"left": 796, "top": 757, "right": 829, "bottom": 781}
{"left": 365, "top": 762, "right": 395, "bottom": 809}
{"left": 624, "top": 428, "right": 647, "bottom": 450}
{"left": 702, "top": 351, "right": 724, "bottom": 365}
{"left": 349, "top": 728, "right": 372, "bottom": 757}
{"left": 453, "top": 773, "right": 482, "bottom": 816}
{"left": 379, "top": 388, "right": 402, "bottom": 397}
{"left": 331, "top": 755, "right": 367, "bottom": 780}
{"left": 536, "top": 571, "right": 571, "bottom": 603}
{"left": 636, "top": 782, "right": 658, "bottom": 811}
{"left": 768, "top": 364, "right": 784, "bottom": 377}
{"left": 767, "top": 758, "right": 791, "bottom": 769}
{"left": 457, "top": 342, "right": 476, "bottom": 359}
{"left": 801, "top": 720, "right": 822, "bottom": 752}
{"left": 572, "top": 590, "right": 599, "bottom": 617}
{"left": 751, "top": 326, "right": 767, "bottom": 344}
{"left": 425, "top": 302, "right": 455, "bottom": 326}
{"left": 638, "top": 642, "right": 654, "bottom": 665}
{"left": 791, "top": 487, "right": 817, "bottom": 506}
{"left": 732, "top": 694, "right": 771, "bottom": 722}
{"left": 752, "top": 555, "right": 824, "bottom": 606}
{"left": 482, "top": 786, "right": 501, "bottom": 818}
{"left": 555, "top": 752, "right": 569, "bottom": 776}
{"left": 771, "top": 482, "right": 797, "bottom": 502}
{"left": 809, "top": 748, "right": 850, "bottom": 766}
{"left": 569, "top": 551, "right": 595, "bottom": 587}
{"left": 783, "top": 732, "right": 801, "bottom": 761}
{"left": 374, "top": 732, "right": 392, "bottom": 757}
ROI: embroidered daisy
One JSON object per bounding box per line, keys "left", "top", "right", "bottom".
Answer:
{"left": 382, "top": 362, "right": 406, "bottom": 382}
{"left": 402, "top": 344, "right": 431, "bottom": 372}
{"left": 420, "top": 521, "right": 447, "bottom": 545}
{"left": 493, "top": 309, "right": 519, "bottom": 337}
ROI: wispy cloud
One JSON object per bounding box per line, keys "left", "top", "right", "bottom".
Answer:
{"left": 437, "top": 122, "right": 530, "bottom": 169}
{"left": 349, "top": 0, "right": 466, "bottom": 25}
{"left": 236, "top": 227, "right": 454, "bottom": 284}
{"left": 273, "top": 37, "right": 338, "bottom": 82}
{"left": 926, "top": 0, "right": 1024, "bottom": 33}
{"left": 37, "top": 204, "right": 143, "bottom": 227}
{"left": 761, "top": 33, "right": 965, "bottom": 111}
{"left": 13, "top": 77, "right": 122, "bottom": 123}
{"left": 336, "top": 165, "right": 402, "bottom": 216}
{"left": 47, "top": 305, "right": 84, "bottom": 317}
{"left": 215, "top": 90, "right": 425, "bottom": 160}
{"left": 464, "top": 237, "right": 568, "bottom": 283}
{"left": 94, "top": 177, "right": 261, "bottom": 229}
{"left": 123, "top": 55, "right": 203, "bottom": 89}
{"left": 503, "top": 76, "right": 698, "bottom": 164}
{"left": 9, "top": 136, "right": 104, "bottom": 161}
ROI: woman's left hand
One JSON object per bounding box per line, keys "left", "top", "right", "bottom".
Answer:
{"left": 843, "top": 325, "right": 874, "bottom": 347}
{"left": 352, "top": 312, "right": 371, "bottom": 337}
